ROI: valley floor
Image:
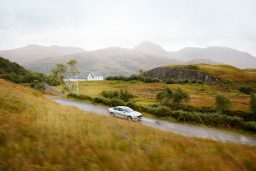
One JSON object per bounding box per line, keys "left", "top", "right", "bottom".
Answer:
{"left": 56, "top": 80, "right": 251, "bottom": 112}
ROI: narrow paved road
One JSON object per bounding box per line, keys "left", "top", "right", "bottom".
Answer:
{"left": 49, "top": 96, "right": 256, "bottom": 146}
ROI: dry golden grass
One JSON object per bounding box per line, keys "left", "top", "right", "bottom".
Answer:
{"left": 1, "top": 80, "right": 256, "bottom": 170}
{"left": 61, "top": 80, "right": 251, "bottom": 111}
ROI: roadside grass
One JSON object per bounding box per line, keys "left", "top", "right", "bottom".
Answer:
{"left": 56, "top": 80, "right": 252, "bottom": 112}
{"left": 1, "top": 80, "right": 256, "bottom": 170}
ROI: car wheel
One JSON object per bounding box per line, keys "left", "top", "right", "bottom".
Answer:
{"left": 110, "top": 112, "right": 115, "bottom": 117}
{"left": 127, "top": 116, "right": 132, "bottom": 121}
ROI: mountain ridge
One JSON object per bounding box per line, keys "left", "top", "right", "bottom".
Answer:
{"left": 0, "top": 42, "right": 255, "bottom": 77}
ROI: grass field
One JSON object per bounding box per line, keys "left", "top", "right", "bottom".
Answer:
{"left": 1, "top": 80, "right": 256, "bottom": 170}
{"left": 57, "top": 80, "right": 252, "bottom": 112}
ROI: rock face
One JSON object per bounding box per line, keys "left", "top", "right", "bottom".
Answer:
{"left": 144, "top": 66, "right": 225, "bottom": 84}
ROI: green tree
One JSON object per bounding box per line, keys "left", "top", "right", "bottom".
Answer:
{"left": 51, "top": 64, "right": 73, "bottom": 92}
{"left": 215, "top": 95, "right": 231, "bottom": 114}
{"left": 156, "top": 88, "right": 173, "bottom": 105}
{"left": 250, "top": 94, "right": 256, "bottom": 114}
{"left": 139, "top": 69, "right": 143, "bottom": 75}
{"left": 172, "top": 88, "right": 190, "bottom": 107}
{"left": 51, "top": 64, "right": 67, "bottom": 82}
{"left": 67, "top": 59, "right": 80, "bottom": 94}
{"left": 156, "top": 88, "right": 190, "bottom": 107}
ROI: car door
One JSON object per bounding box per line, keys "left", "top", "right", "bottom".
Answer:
{"left": 113, "top": 107, "right": 121, "bottom": 116}
{"left": 119, "top": 108, "right": 127, "bottom": 118}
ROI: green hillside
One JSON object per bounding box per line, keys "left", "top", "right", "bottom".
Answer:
{"left": 145, "top": 64, "right": 256, "bottom": 87}
{"left": 1, "top": 80, "right": 256, "bottom": 170}
{"left": 0, "top": 57, "right": 59, "bottom": 87}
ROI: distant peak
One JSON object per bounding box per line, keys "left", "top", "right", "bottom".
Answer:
{"left": 133, "top": 41, "right": 167, "bottom": 54}
{"left": 26, "top": 44, "right": 42, "bottom": 47}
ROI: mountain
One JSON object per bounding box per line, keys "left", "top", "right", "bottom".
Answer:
{"left": 1, "top": 43, "right": 256, "bottom": 77}
{"left": 133, "top": 41, "right": 169, "bottom": 56}
{"left": 28, "top": 46, "right": 178, "bottom": 77}
{"left": 186, "top": 58, "right": 221, "bottom": 65}
{"left": 0, "top": 44, "right": 85, "bottom": 64}
{"left": 173, "top": 46, "right": 256, "bottom": 69}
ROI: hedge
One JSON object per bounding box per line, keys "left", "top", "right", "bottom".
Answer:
{"left": 68, "top": 93, "right": 255, "bottom": 132}
{"left": 171, "top": 111, "right": 245, "bottom": 128}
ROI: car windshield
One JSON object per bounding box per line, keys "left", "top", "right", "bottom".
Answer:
{"left": 124, "top": 107, "right": 134, "bottom": 113}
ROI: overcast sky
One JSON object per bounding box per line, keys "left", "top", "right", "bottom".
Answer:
{"left": 0, "top": 0, "right": 256, "bottom": 56}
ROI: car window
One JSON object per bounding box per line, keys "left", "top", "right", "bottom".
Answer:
{"left": 124, "top": 108, "right": 133, "bottom": 113}
{"left": 119, "top": 108, "right": 124, "bottom": 112}
{"left": 113, "top": 107, "right": 119, "bottom": 110}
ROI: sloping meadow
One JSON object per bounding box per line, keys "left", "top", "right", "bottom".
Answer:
{"left": 0, "top": 80, "right": 256, "bottom": 171}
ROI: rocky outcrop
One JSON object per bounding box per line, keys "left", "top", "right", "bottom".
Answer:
{"left": 144, "top": 66, "right": 225, "bottom": 84}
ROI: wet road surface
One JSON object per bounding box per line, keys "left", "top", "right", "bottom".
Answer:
{"left": 49, "top": 96, "right": 256, "bottom": 146}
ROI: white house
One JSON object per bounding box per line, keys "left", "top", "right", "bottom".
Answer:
{"left": 63, "top": 72, "right": 103, "bottom": 82}
{"left": 87, "top": 72, "right": 104, "bottom": 81}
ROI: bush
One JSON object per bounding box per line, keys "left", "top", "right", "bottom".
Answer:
{"left": 31, "top": 80, "right": 44, "bottom": 89}
{"left": 239, "top": 86, "right": 254, "bottom": 95}
{"left": 172, "top": 88, "right": 190, "bottom": 107}
{"left": 165, "top": 78, "right": 175, "bottom": 84}
{"left": 152, "top": 106, "right": 172, "bottom": 117}
{"left": 245, "top": 121, "right": 256, "bottom": 132}
{"left": 191, "top": 80, "right": 197, "bottom": 84}
{"left": 67, "top": 93, "right": 93, "bottom": 101}
{"left": 250, "top": 94, "right": 256, "bottom": 114}
{"left": 183, "top": 79, "right": 189, "bottom": 83}
{"left": 106, "top": 75, "right": 159, "bottom": 83}
{"left": 197, "top": 80, "right": 203, "bottom": 84}
{"left": 156, "top": 88, "right": 190, "bottom": 108}
{"left": 101, "top": 89, "right": 134, "bottom": 102}
{"left": 143, "top": 77, "right": 160, "bottom": 83}
{"left": 215, "top": 95, "right": 231, "bottom": 114}
{"left": 223, "top": 110, "right": 255, "bottom": 121}
{"left": 171, "top": 111, "right": 245, "bottom": 128}
{"left": 171, "top": 111, "right": 203, "bottom": 123}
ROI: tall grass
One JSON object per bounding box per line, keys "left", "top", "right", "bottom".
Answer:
{"left": 1, "top": 80, "right": 256, "bottom": 170}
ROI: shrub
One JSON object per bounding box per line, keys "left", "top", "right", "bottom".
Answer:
{"left": 31, "top": 80, "right": 44, "bottom": 89}
{"left": 171, "top": 111, "right": 203, "bottom": 123}
{"left": 152, "top": 106, "right": 172, "bottom": 117}
{"left": 125, "top": 101, "right": 137, "bottom": 110}
{"left": 165, "top": 78, "right": 175, "bottom": 84}
{"left": 245, "top": 121, "right": 256, "bottom": 132}
{"left": 239, "top": 86, "right": 254, "bottom": 95}
{"left": 143, "top": 77, "right": 160, "bottom": 83}
{"left": 215, "top": 95, "right": 231, "bottom": 114}
{"left": 250, "top": 94, "right": 256, "bottom": 114}
{"left": 110, "top": 98, "right": 126, "bottom": 106}
{"left": 197, "top": 80, "right": 203, "bottom": 84}
{"left": 156, "top": 88, "right": 190, "bottom": 107}
{"left": 119, "top": 89, "right": 134, "bottom": 101}
{"left": 222, "top": 110, "right": 255, "bottom": 121}
{"left": 171, "top": 111, "right": 245, "bottom": 128}
{"left": 172, "top": 88, "right": 190, "bottom": 107}
{"left": 183, "top": 79, "right": 189, "bottom": 83}
{"left": 106, "top": 75, "right": 159, "bottom": 83}
{"left": 67, "top": 93, "right": 93, "bottom": 101}
{"left": 156, "top": 88, "right": 173, "bottom": 105}
{"left": 191, "top": 80, "right": 197, "bottom": 83}
{"left": 101, "top": 89, "right": 134, "bottom": 102}
{"left": 101, "top": 90, "right": 118, "bottom": 99}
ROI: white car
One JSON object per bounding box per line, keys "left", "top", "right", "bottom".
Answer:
{"left": 108, "top": 106, "right": 142, "bottom": 121}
